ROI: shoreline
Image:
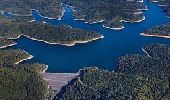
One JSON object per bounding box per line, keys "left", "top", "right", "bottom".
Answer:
{"left": 2, "top": 34, "right": 104, "bottom": 47}
{"left": 142, "top": 47, "right": 151, "bottom": 57}
{"left": 140, "top": 33, "right": 170, "bottom": 39}
{"left": 102, "top": 25, "right": 125, "bottom": 30}
{"left": 31, "top": 8, "right": 65, "bottom": 21}
{"left": 42, "top": 65, "right": 49, "bottom": 73}
{"left": 22, "top": 35, "right": 104, "bottom": 47}
{"left": 1, "top": 10, "right": 32, "bottom": 17}
{"left": 14, "top": 54, "right": 34, "bottom": 65}
{"left": 149, "top": 0, "right": 170, "bottom": 19}
{"left": 0, "top": 43, "right": 17, "bottom": 49}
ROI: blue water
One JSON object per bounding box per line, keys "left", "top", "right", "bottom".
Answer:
{"left": 12, "top": 1, "right": 170, "bottom": 73}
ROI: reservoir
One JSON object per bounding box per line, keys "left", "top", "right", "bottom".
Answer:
{"left": 12, "top": 1, "right": 170, "bottom": 73}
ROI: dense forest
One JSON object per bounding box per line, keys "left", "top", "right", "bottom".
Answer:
{"left": 54, "top": 44, "right": 170, "bottom": 100}
{"left": 0, "top": 49, "right": 31, "bottom": 66}
{"left": 0, "top": 42, "right": 50, "bottom": 100}
{"left": 0, "top": 15, "right": 22, "bottom": 39}
{"left": 2, "top": 11, "right": 34, "bottom": 22}
{"left": 144, "top": 23, "right": 170, "bottom": 36}
{"left": 0, "top": 13, "right": 102, "bottom": 46}
{"left": 0, "top": 63, "right": 49, "bottom": 100}
{"left": 20, "top": 22, "right": 102, "bottom": 45}
{"left": 0, "top": 38, "right": 16, "bottom": 48}
{"left": 149, "top": 0, "right": 170, "bottom": 17}
{"left": 61, "top": 0, "right": 147, "bottom": 29}
{"left": 0, "top": 0, "right": 63, "bottom": 19}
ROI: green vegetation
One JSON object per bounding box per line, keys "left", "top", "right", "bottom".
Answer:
{"left": 0, "top": 44, "right": 49, "bottom": 100}
{"left": 62, "top": 0, "right": 146, "bottom": 29}
{"left": 144, "top": 23, "right": 170, "bottom": 37}
{"left": 0, "top": 38, "right": 16, "bottom": 48}
{"left": 15, "top": 63, "right": 48, "bottom": 73}
{"left": 0, "top": 63, "right": 49, "bottom": 100}
{"left": 117, "top": 44, "right": 170, "bottom": 99}
{"left": 0, "top": 49, "right": 31, "bottom": 66}
{"left": 0, "top": 10, "right": 51, "bottom": 100}
{"left": 2, "top": 11, "right": 34, "bottom": 22}
{"left": 55, "top": 44, "right": 170, "bottom": 100}
{"left": 0, "top": 0, "right": 63, "bottom": 19}
{"left": 0, "top": 13, "right": 102, "bottom": 46}
{"left": 55, "top": 68, "right": 169, "bottom": 100}
{"left": 0, "top": 16, "right": 21, "bottom": 39}
{"left": 20, "top": 22, "right": 102, "bottom": 45}
{"left": 149, "top": 0, "right": 170, "bottom": 17}
{"left": 143, "top": 43, "right": 170, "bottom": 60}
{"left": 103, "top": 17, "right": 124, "bottom": 29}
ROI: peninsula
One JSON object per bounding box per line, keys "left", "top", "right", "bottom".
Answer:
{"left": 0, "top": 14, "right": 103, "bottom": 46}
{"left": 141, "top": 23, "right": 170, "bottom": 38}
{"left": 0, "top": 49, "right": 32, "bottom": 65}
{"left": 20, "top": 22, "right": 103, "bottom": 46}
{"left": 62, "top": 0, "right": 147, "bottom": 30}
{"left": 0, "top": 38, "right": 16, "bottom": 49}
{"left": 1, "top": 11, "right": 34, "bottom": 22}
{"left": 0, "top": 0, "right": 64, "bottom": 19}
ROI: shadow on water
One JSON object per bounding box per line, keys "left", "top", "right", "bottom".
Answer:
{"left": 12, "top": 1, "right": 170, "bottom": 73}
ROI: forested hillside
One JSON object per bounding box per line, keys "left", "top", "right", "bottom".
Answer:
{"left": 54, "top": 44, "right": 170, "bottom": 100}
{"left": 0, "top": 0, "right": 63, "bottom": 19}
{"left": 0, "top": 38, "right": 16, "bottom": 48}
{"left": 0, "top": 63, "right": 49, "bottom": 100}
{"left": 62, "top": 0, "right": 147, "bottom": 29}
{"left": 0, "top": 13, "right": 103, "bottom": 46}
{"left": 144, "top": 23, "right": 170, "bottom": 37}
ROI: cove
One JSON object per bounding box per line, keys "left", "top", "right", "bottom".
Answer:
{"left": 12, "top": 1, "right": 170, "bottom": 73}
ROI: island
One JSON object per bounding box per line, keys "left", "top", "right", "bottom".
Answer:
{"left": 62, "top": 0, "right": 147, "bottom": 30}
{"left": 149, "top": 0, "right": 170, "bottom": 18}
{"left": 54, "top": 43, "right": 170, "bottom": 100}
{"left": 141, "top": 23, "right": 170, "bottom": 38}
{"left": 0, "top": 38, "right": 16, "bottom": 49}
{"left": 0, "top": 0, "right": 64, "bottom": 19}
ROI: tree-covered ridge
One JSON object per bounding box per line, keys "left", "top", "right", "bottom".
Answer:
{"left": 0, "top": 63, "right": 49, "bottom": 100}
{"left": 117, "top": 54, "right": 169, "bottom": 80}
{"left": 0, "top": 14, "right": 103, "bottom": 46}
{"left": 55, "top": 68, "right": 168, "bottom": 100}
{"left": 149, "top": 0, "right": 170, "bottom": 17}
{"left": 20, "top": 22, "right": 103, "bottom": 45}
{"left": 1, "top": 11, "right": 34, "bottom": 22}
{"left": 117, "top": 44, "right": 170, "bottom": 99}
{"left": 14, "top": 63, "right": 48, "bottom": 73}
{"left": 0, "top": 0, "right": 63, "bottom": 19}
{"left": 0, "top": 38, "right": 16, "bottom": 48}
{"left": 62, "top": 0, "right": 147, "bottom": 29}
{"left": 143, "top": 43, "right": 170, "bottom": 60}
{"left": 144, "top": 23, "right": 170, "bottom": 37}
{"left": 0, "top": 40, "right": 49, "bottom": 100}
{"left": 0, "top": 49, "right": 31, "bottom": 66}
{"left": 55, "top": 44, "right": 170, "bottom": 100}
{"left": 0, "top": 16, "right": 21, "bottom": 39}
